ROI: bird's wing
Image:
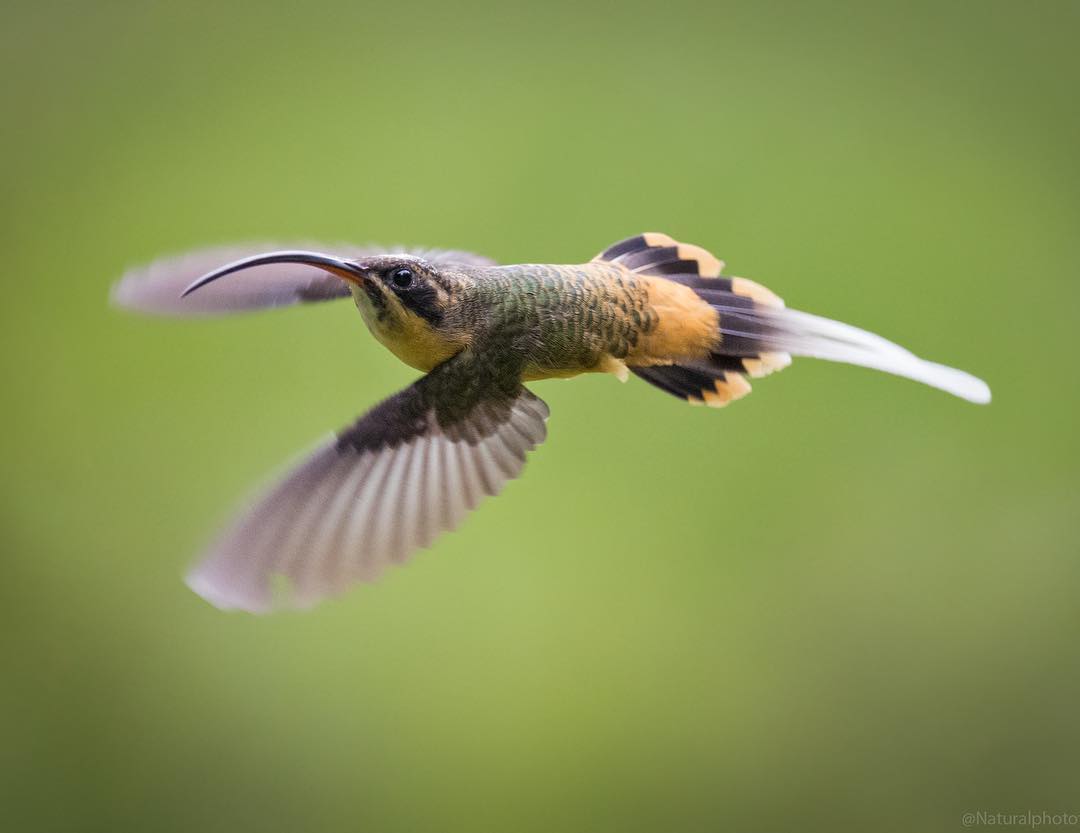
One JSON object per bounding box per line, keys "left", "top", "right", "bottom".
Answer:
{"left": 186, "top": 354, "right": 548, "bottom": 612}
{"left": 111, "top": 242, "right": 497, "bottom": 316}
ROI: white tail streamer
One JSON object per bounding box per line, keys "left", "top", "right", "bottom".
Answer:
{"left": 762, "top": 308, "right": 991, "bottom": 404}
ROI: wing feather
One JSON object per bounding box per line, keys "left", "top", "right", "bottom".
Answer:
{"left": 185, "top": 367, "right": 548, "bottom": 612}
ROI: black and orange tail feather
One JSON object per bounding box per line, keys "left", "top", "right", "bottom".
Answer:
{"left": 597, "top": 233, "right": 991, "bottom": 406}
{"left": 596, "top": 233, "right": 791, "bottom": 407}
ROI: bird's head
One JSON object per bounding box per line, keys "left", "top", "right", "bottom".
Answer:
{"left": 181, "top": 250, "right": 471, "bottom": 370}
{"left": 343, "top": 254, "right": 456, "bottom": 329}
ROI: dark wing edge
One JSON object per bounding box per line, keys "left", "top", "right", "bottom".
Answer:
{"left": 185, "top": 372, "right": 548, "bottom": 613}
{"left": 111, "top": 242, "right": 498, "bottom": 316}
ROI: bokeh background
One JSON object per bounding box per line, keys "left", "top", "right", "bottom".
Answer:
{"left": 3, "top": 1, "right": 1078, "bottom": 830}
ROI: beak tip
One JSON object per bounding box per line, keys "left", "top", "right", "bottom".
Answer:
{"left": 179, "top": 279, "right": 206, "bottom": 299}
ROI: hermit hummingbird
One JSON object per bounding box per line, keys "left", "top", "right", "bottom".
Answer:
{"left": 113, "top": 233, "right": 990, "bottom": 612}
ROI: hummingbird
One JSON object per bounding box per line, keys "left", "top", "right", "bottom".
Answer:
{"left": 113, "top": 233, "right": 990, "bottom": 612}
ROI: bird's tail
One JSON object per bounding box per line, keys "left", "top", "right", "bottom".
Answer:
{"left": 731, "top": 304, "right": 990, "bottom": 403}
{"left": 595, "top": 233, "right": 991, "bottom": 406}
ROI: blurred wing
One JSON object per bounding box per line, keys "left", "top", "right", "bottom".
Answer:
{"left": 112, "top": 242, "right": 498, "bottom": 316}
{"left": 186, "top": 362, "right": 548, "bottom": 612}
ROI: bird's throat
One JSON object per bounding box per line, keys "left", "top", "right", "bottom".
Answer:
{"left": 351, "top": 286, "right": 464, "bottom": 372}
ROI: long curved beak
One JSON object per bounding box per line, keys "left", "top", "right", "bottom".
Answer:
{"left": 181, "top": 250, "right": 368, "bottom": 298}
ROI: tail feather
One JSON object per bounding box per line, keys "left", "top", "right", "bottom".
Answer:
{"left": 633, "top": 362, "right": 752, "bottom": 406}
{"left": 753, "top": 307, "right": 992, "bottom": 404}
{"left": 703, "top": 299, "right": 990, "bottom": 404}
{"left": 598, "top": 232, "right": 990, "bottom": 406}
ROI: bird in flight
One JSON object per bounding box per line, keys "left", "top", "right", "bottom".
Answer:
{"left": 113, "top": 233, "right": 990, "bottom": 612}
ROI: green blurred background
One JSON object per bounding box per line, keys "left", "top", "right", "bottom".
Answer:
{"left": 3, "top": 1, "right": 1078, "bottom": 830}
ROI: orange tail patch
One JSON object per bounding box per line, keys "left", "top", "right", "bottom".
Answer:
{"left": 599, "top": 233, "right": 793, "bottom": 407}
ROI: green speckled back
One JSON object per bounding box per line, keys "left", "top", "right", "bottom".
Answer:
{"left": 450, "top": 263, "right": 657, "bottom": 377}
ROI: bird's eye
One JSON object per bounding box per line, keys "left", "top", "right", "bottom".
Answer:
{"left": 389, "top": 267, "right": 414, "bottom": 290}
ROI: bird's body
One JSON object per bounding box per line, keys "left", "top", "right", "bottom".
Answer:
{"left": 113, "top": 233, "right": 990, "bottom": 612}
{"left": 356, "top": 260, "right": 691, "bottom": 381}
